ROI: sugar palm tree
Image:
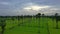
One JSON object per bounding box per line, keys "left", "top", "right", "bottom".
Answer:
{"left": 36, "top": 13, "right": 41, "bottom": 34}
{"left": 55, "top": 13, "right": 59, "bottom": 29}
{"left": 36, "top": 13, "right": 41, "bottom": 18}
{"left": 42, "top": 14, "right": 45, "bottom": 17}
{"left": 0, "top": 18, "right": 6, "bottom": 34}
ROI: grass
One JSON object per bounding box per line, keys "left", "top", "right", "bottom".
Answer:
{"left": 0, "top": 17, "right": 60, "bottom": 34}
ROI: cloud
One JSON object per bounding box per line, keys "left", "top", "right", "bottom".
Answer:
{"left": 0, "top": 2, "right": 10, "bottom": 5}
{"left": 0, "top": 0, "right": 60, "bottom": 16}
{"left": 23, "top": 5, "right": 51, "bottom": 11}
{"left": 12, "top": 2, "right": 60, "bottom": 15}
{"left": 22, "top": 3, "right": 51, "bottom": 10}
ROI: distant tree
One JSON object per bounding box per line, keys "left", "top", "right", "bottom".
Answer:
{"left": 20, "top": 15, "right": 23, "bottom": 18}
{"left": 36, "top": 13, "right": 41, "bottom": 33}
{"left": 36, "top": 13, "right": 41, "bottom": 18}
{"left": 42, "top": 14, "right": 45, "bottom": 17}
{"left": 55, "top": 13, "right": 59, "bottom": 29}
{"left": 0, "top": 19, "right": 6, "bottom": 34}
{"left": 11, "top": 16, "right": 15, "bottom": 21}
{"left": 51, "top": 15, "right": 54, "bottom": 22}
{"left": 55, "top": 13, "right": 58, "bottom": 16}
{"left": 17, "top": 16, "right": 20, "bottom": 20}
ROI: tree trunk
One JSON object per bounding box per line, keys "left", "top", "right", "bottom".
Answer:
{"left": 56, "top": 20, "right": 58, "bottom": 29}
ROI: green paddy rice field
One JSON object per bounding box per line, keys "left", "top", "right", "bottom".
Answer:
{"left": 0, "top": 17, "right": 60, "bottom": 34}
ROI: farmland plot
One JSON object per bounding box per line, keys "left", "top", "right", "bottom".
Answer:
{"left": 0, "top": 17, "right": 60, "bottom": 34}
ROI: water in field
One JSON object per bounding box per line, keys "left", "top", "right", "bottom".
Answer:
{"left": 0, "top": 17, "right": 60, "bottom": 34}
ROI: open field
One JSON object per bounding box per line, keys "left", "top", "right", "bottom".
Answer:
{"left": 0, "top": 17, "right": 60, "bottom": 34}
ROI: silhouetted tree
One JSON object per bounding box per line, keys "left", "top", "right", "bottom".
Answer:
{"left": 36, "top": 13, "right": 41, "bottom": 34}
{"left": 17, "top": 16, "right": 20, "bottom": 20}
{"left": 55, "top": 13, "right": 59, "bottom": 29}
{"left": 42, "top": 14, "right": 45, "bottom": 17}
{"left": 0, "top": 19, "right": 6, "bottom": 34}
{"left": 36, "top": 13, "right": 41, "bottom": 18}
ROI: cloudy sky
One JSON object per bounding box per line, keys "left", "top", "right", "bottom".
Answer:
{"left": 0, "top": 0, "right": 60, "bottom": 16}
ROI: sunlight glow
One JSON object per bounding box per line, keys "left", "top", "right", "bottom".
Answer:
{"left": 23, "top": 5, "right": 50, "bottom": 11}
